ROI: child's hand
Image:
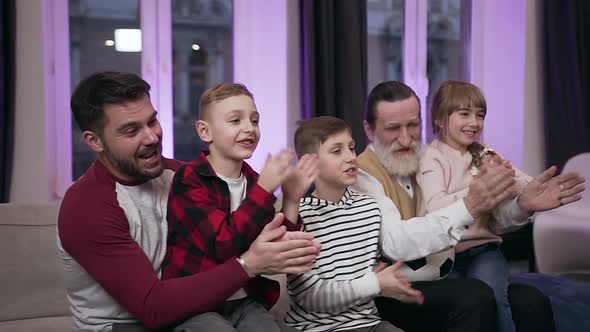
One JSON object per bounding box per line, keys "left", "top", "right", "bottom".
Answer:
{"left": 480, "top": 155, "right": 518, "bottom": 199}
{"left": 481, "top": 153, "right": 510, "bottom": 169}
{"left": 258, "top": 149, "right": 296, "bottom": 193}
{"left": 464, "top": 164, "right": 517, "bottom": 218}
{"left": 374, "top": 262, "right": 424, "bottom": 305}
{"left": 282, "top": 154, "right": 320, "bottom": 203}
{"left": 481, "top": 153, "right": 501, "bottom": 166}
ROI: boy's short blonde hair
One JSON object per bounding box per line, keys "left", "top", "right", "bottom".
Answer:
{"left": 199, "top": 83, "right": 254, "bottom": 120}
{"left": 294, "top": 116, "right": 352, "bottom": 158}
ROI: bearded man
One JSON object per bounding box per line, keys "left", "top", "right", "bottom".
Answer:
{"left": 354, "top": 81, "right": 557, "bottom": 332}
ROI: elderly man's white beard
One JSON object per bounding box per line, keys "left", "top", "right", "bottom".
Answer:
{"left": 373, "top": 137, "right": 421, "bottom": 177}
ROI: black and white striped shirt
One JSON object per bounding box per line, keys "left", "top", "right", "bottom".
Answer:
{"left": 285, "top": 188, "right": 383, "bottom": 332}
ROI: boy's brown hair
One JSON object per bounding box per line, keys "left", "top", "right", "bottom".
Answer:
{"left": 294, "top": 116, "right": 352, "bottom": 158}
{"left": 199, "top": 83, "right": 254, "bottom": 120}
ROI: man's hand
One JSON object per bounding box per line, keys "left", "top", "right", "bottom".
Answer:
{"left": 241, "top": 213, "right": 320, "bottom": 275}
{"left": 373, "top": 262, "right": 424, "bottom": 305}
{"left": 518, "top": 166, "right": 586, "bottom": 212}
{"left": 464, "top": 160, "right": 517, "bottom": 218}
{"left": 258, "top": 149, "right": 295, "bottom": 193}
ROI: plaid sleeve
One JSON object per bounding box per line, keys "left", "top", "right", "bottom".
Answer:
{"left": 164, "top": 165, "right": 277, "bottom": 279}
{"left": 282, "top": 214, "right": 304, "bottom": 231}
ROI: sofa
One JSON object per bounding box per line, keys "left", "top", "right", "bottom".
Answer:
{"left": 0, "top": 203, "right": 73, "bottom": 332}
{"left": 534, "top": 152, "right": 590, "bottom": 283}
{"left": 0, "top": 202, "right": 400, "bottom": 332}
{"left": 7, "top": 201, "right": 588, "bottom": 332}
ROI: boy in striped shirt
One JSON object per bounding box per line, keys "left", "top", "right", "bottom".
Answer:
{"left": 285, "top": 116, "right": 480, "bottom": 332}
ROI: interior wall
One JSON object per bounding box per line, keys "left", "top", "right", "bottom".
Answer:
{"left": 9, "top": 0, "right": 545, "bottom": 202}
{"left": 471, "top": 0, "right": 527, "bottom": 170}
{"left": 10, "top": 0, "right": 54, "bottom": 204}
{"left": 286, "top": 0, "right": 301, "bottom": 150}
{"left": 523, "top": 0, "right": 545, "bottom": 175}
{"left": 233, "top": 0, "right": 295, "bottom": 171}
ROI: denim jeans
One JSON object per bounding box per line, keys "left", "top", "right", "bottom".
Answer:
{"left": 449, "top": 243, "right": 515, "bottom": 332}
{"left": 112, "top": 298, "right": 288, "bottom": 332}
{"left": 174, "top": 298, "right": 284, "bottom": 332}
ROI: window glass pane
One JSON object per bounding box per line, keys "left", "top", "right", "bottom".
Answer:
{"left": 172, "top": 0, "right": 233, "bottom": 162}
{"left": 426, "top": 0, "right": 471, "bottom": 141}
{"left": 367, "top": 0, "right": 405, "bottom": 92}
{"left": 69, "top": 0, "right": 141, "bottom": 179}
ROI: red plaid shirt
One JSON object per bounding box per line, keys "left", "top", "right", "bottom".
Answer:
{"left": 163, "top": 152, "right": 301, "bottom": 309}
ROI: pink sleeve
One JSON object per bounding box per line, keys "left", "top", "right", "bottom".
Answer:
{"left": 417, "top": 147, "right": 469, "bottom": 213}
{"left": 58, "top": 197, "right": 250, "bottom": 330}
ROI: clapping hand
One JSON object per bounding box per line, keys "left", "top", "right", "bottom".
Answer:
{"left": 257, "top": 149, "right": 296, "bottom": 193}
{"left": 518, "top": 166, "right": 586, "bottom": 212}
{"left": 373, "top": 262, "right": 424, "bottom": 305}
{"left": 282, "top": 153, "right": 320, "bottom": 204}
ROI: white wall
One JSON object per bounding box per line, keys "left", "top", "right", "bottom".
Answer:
{"left": 472, "top": 0, "right": 526, "bottom": 170}
{"left": 524, "top": 0, "right": 545, "bottom": 176}
{"left": 233, "top": 0, "right": 300, "bottom": 172}
{"left": 10, "top": 0, "right": 56, "bottom": 203}
{"left": 471, "top": 0, "right": 544, "bottom": 175}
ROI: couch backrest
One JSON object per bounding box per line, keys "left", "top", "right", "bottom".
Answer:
{"left": 0, "top": 203, "right": 70, "bottom": 321}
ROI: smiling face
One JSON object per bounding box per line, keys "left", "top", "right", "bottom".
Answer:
{"left": 315, "top": 130, "right": 358, "bottom": 194}
{"left": 197, "top": 94, "right": 260, "bottom": 163}
{"left": 88, "top": 94, "right": 164, "bottom": 182}
{"left": 430, "top": 80, "right": 487, "bottom": 152}
{"left": 443, "top": 107, "right": 486, "bottom": 152}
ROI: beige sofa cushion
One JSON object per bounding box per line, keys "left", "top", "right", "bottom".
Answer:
{"left": 0, "top": 316, "right": 74, "bottom": 332}
{"left": 0, "top": 204, "right": 70, "bottom": 322}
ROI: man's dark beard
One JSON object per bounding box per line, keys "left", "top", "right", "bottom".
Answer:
{"left": 103, "top": 143, "right": 163, "bottom": 181}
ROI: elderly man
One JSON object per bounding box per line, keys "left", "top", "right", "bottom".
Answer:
{"left": 354, "top": 81, "right": 583, "bottom": 332}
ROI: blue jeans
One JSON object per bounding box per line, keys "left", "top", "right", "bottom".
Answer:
{"left": 112, "top": 298, "right": 289, "bottom": 332}
{"left": 449, "top": 243, "right": 515, "bottom": 332}
{"left": 175, "top": 298, "right": 284, "bottom": 332}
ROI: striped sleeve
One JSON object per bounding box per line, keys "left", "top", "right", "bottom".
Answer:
{"left": 287, "top": 190, "right": 382, "bottom": 314}
{"left": 287, "top": 269, "right": 380, "bottom": 313}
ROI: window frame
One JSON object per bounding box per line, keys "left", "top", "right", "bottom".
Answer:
{"left": 47, "top": 0, "right": 296, "bottom": 199}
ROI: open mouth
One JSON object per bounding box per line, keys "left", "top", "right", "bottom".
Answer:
{"left": 462, "top": 129, "right": 477, "bottom": 137}
{"left": 138, "top": 149, "right": 159, "bottom": 163}
{"left": 344, "top": 166, "right": 357, "bottom": 176}
{"left": 237, "top": 139, "right": 255, "bottom": 147}
{"left": 394, "top": 147, "right": 414, "bottom": 154}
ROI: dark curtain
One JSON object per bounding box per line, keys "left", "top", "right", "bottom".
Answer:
{"left": 543, "top": 0, "right": 590, "bottom": 170}
{"left": 300, "top": 0, "right": 368, "bottom": 152}
{"left": 1, "top": 0, "right": 16, "bottom": 203}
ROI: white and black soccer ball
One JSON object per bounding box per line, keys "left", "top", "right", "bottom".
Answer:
{"left": 398, "top": 248, "right": 455, "bottom": 282}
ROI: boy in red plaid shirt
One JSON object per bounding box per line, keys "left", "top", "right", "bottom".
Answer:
{"left": 162, "top": 83, "right": 319, "bottom": 332}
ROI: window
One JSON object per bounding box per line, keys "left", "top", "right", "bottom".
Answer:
{"left": 425, "top": 0, "right": 471, "bottom": 140}
{"left": 171, "top": 0, "right": 233, "bottom": 162}
{"left": 69, "top": 0, "right": 142, "bottom": 179}
{"left": 367, "top": 0, "right": 405, "bottom": 91}
{"left": 367, "top": 0, "right": 472, "bottom": 142}
{"left": 67, "top": 0, "right": 234, "bottom": 179}
{"left": 33, "top": 0, "right": 295, "bottom": 201}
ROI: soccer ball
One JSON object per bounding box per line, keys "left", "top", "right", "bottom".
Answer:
{"left": 398, "top": 248, "right": 455, "bottom": 282}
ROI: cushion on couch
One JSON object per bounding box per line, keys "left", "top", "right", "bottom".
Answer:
{"left": 0, "top": 204, "right": 72, "bottom": 331}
